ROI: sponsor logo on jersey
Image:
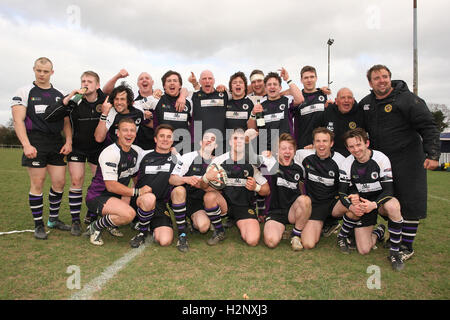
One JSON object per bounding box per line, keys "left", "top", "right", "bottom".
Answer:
{"left": 349, "top": 121, "right": 357, "bottom": 129}
{"left": 31, "top": 97, "right": 42, "bottom": 101}
{"left": 363, "top": 104, "right": 370, "bottom": 111}
{"left": 384, "top": 104, "right": 392, "bottom": 113}
{"left": 70, "top": 156, "right": 79, "bottom": 161}
{"left": 12, "top": 96, "right": 22, "bottom": 102}
{"left": 32, "top": 161, "right": 41, "bottom": 166}
{"left": 105, "top": 162, "right": 117, "bottom": 168}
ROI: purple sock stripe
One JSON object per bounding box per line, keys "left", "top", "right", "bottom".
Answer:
{"left": 402, "top": 226, "right": 418, "bottom": 231}
{"left": 29, "top": 196, "right": 43, "bottom": 201}
{"left": 214, "top": 224, "right": 223, "bottom": 229}
{"left": 401, "top": 239, "right": 414, "bottom": 243}
{"left": 172, "top": 203, "right": 186, "bottom": 208}
{"left": 205, "top": 206, "right": 219, "bottom": 213}
{"left": 32, "top": 211, "right": 43, "bottom": 215}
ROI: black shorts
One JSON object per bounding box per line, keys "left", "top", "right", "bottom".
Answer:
{"left": 228, "top": 205, "right": 258, "bottom": 221}
{"left": 186, "top": 197, "right": 204, "bottom": 218}
{"left": 355, "top": 209, "right": 378, "bottom": 228}
{"left": 130, "top": 198, "right": 172, "bottom": 230}
{"left": 21, "top": 131, "right": 65, "bottom": 167}
{"left": 68, "top": 148, "right": 101, "bottom": 165}
{"left": 310, "top": 197, "right": 339, "bottom": 222}
{"left": 150, "top": 200, "right": 173, "bottom": 230}
{"left": 86, "top": 195, "right": 116, "bottom": 216}
{"left": 265, "top": 208, "right": 290, "bottom": 225}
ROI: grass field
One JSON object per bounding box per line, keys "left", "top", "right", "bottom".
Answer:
{"left": 0, "top": 148, "right": 449, "bottom": 300}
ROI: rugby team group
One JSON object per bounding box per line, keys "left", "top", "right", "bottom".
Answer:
{"left": 11, "top": 57, "right": 441, "bottom": 272}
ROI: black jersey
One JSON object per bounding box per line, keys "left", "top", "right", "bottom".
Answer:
{"left": 191, "top": 89, "right": 228, "bottom": 141}
{"left": 134, "top": 92, "right": 156, "bottom": 150}
{"left": 294, "top": 149, "right": 345, "bottom": 203}
{"left": 171, "top": 150, "right": 211, "bottom": 200}
{"left": 85, "top": 143, "right": 141, "bottom": 202}
{"left": 259, "top": 95, "right": 295, "bottom": 151}
{"left": 12, "top": 83, "right": 65, "bottom": 134}
{"left": 318, "top": 101, "right": 365, "bottom": 157}
{"left": 135, "top": 150, "right": 178, "bottom": 201}
{"left": 293, "top": 89, "right": 327, "bottom": 149}
{"left": 268, "top": 159, "right": 304, "bottom": 211}
{"left": 69, "top": 89, "right": 105, "bottom": 153}
{"left": 212, "top": 152, "right": 267, "bottom": 207}
{"left": 104, "top": 106, "right": 145, "bottom": 147}
{"left": 339, "top": 150, "right": 394, "bottom": 208}
{"left": 225, "top": 97, "right": 253, "bottom": 131}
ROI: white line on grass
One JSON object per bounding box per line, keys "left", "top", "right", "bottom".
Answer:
{"left": 429, "top": 195, "right": 450, "bottom": 203}
{"left": 69, "top": 243, "right": 147, "bottom": 300}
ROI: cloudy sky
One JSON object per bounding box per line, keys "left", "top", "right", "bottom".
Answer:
{"left": 1, "top": 0, "right": 449, "bottom": 126}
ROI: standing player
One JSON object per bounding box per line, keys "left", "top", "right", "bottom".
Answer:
{"left": 338, "top": 128, "right": 405, "bottom": 271}
{"left": 94, "top": 83, "right": 147, "bottom": 148}
{"left": 203, "top": 128, "right": 270, "bottom": 246}
{"left": 359, "top": 65, "right": 440, "bottom": 262}
{"left": 190, "top": 70, "right": 228, "bottom": 152}
{"left": 84, "top": 118, "right": 150, "bottom": 246}
{"left": 247, "top": 69, "right": 266, "bottom": 103}
{"left": 11, "top": 57, "right": 72, "bottom": 239}
{"left": 318, "top": 87, "right": 365, "bottom": 157}
{"left": 135, "top": 70, "right": 192, "bottom": 153}
{"left": 169, "top": 131, "right": 221, "bottom": 250}
{"left": 225, "top": 72, "right": 253, "bottom": 131}
{"left": 263, "top": 133, "right": 311, "bottom": 250}
{"left": 293, "top": 66, "right": 330, "bottom": 149}
{"left": 294, "top": 127, "right": 348, "bottom": 250}
{"left": 55, "top": 71, "right": 106, "bottom": 236}
{"left": 130, "top": 124, "right": 179, "bottom": 249}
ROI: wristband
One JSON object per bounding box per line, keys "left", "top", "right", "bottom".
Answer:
{"left": 133, "top": 188, "right": 140, "bottom": 197}
{"left": 254, "top": 184, "right": 261, "bottom": 193}
{"left": 202, "top": 174, "right": 209, "bottom": 184}
{"left": 100, "top": 114, "right": 107, "bottom": 121}
{"left": 287, "top": 79, "right": 292, "bottom": 85}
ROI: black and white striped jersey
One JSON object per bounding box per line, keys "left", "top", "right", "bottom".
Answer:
{"left": 338, "top": 150, "right": 394, "bottom": 208}
{"left": 135, "top": 150, "right": 179, "bottom": 201}
{"left": 294, "top": 149, "right": 345, "bottom": 203}
{"left": 212, "top": 152, "right": 267, "bottom": 207}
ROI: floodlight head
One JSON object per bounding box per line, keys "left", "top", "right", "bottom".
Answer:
{"left": 327, "top": 38, "right": 334, "bottom": 46}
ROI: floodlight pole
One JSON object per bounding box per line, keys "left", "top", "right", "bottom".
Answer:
{"left": 413, "top": 0, "right": 418, "bottom": 95}
{"left": 327, "top": 38, "right": 334, "bottom": 87}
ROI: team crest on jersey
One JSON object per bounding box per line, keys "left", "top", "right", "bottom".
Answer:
{"left": 164, "top": 210, "right": 170, "bottom": 217}
{"left": 135, "top": 118, "right": 141, "bottom": 125}
{"left": 55, "top": 97, "right": 61, "bottom": 102}
{"left": 318, "top": 96, "right": 325, "bottom": 102}
{"left": 167, "top": 156, "right": 172, "bottom": 162}
{"left": 243, "top": 170, "right": 249, "bottom": 177}
{"left": 218, "top": 93, "right": 224, "bottom": 98}
{"left": 279, "top": 104, "right": 285, "bottom": 111}
{"left": 371, "top": 172, "right": 379, "bottom": 179}
{"left": 294, "top": 173, "right": 300, "bottom": 181}
{"left": 243, "top": 104, "right": 249, "bottom": 110}
{"left": 96, "top": 104, "right": 103, "bottom": 113}
{"left": 363, "top": 104, "right": 370, "bottom": 110}
{"left": 248, "top": 209, "right": 255, "bottom": 215}
{"left": 329, "top": 171, "right": 335, "bottom": 177}
{"left": 327, "top": 122, "right": 334, "bottom": 131}
{"left": 349, "top": 122, "right": 357, "bottom": 129}
{"left": 384, "top": 104, "right": 392, "bottom": 113}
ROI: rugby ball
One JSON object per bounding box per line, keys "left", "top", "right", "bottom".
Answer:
{"left": 206, "top": 163, "right": 228, "bottom": 190}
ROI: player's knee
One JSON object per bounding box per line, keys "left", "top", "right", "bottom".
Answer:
{"left": 137, "top": 193, "right": 156, "bottom": 211}
{"left": 245, "top": 235, "right": 260, "bottom": 247}
{"left": 264, "top": 235, "right": 279, "bottom": 248}
{"left": 197, "top": 221, "right": 210, "bottom": 234}
{"left": 302, "top": 238, "right": 316, "bottom": 250}
{"left": 158, "top": 235, "right": 173, "bottom": 247}
{"left": 124, "top": 208, "right": 136, "bottom": 223}
{"left": 357, "top": 245, "right": 371, "bottom": 255}
{"left": 171, "top": 186, "right": 186, "bottom": 200}
{"left": 203, "top": 191, "right": 217, "bottom": 206}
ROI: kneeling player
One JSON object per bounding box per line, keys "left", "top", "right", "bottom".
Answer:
{"left": 263, "top": 133, "right": 311, "bottom": 250}
{"left": 338, "top": 128, "right": 405, "bottom": 271}
{"left": 203, "top": 128, "right": 270, "bottom": 246}
{"left": 294, "top": 127, "right": 348, "bottom": 250}
{"left": 85, "top": 118, "right": 150, "bottom": 246}
{"left": 130, "top": 124, "right": 180, "bottom": 250}
{"left": 169, "top": 131, "right": 220, "bottom": 241}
